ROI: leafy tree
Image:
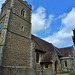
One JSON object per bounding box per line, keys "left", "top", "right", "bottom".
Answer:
{"left": 72, "top": 28, "right": 75, "bottom": 46}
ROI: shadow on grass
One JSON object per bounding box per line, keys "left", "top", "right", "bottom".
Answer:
{"left": 69, "top": 72, "right": 75, "bottom": 75}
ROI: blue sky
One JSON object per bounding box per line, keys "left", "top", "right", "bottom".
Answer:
{"left": 0, "top": 0, "right": 75, "bottom": 48}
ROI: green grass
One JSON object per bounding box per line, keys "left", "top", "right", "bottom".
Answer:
{"left": 69, "top": 72, "right": 75, "bottom": 75}
{"left": 60, "top": 71, "right": 75, "bottom": 75}
{"left": 60, "top": 71, "right": 70, "bottom": 74}
{"left": 42, "top": 74, "right": 46, "bottom": 75}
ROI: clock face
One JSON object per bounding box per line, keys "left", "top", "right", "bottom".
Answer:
{"left": 0, "top": 23, "right": 3, "bottom": 28}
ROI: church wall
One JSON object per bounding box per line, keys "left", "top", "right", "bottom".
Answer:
{"left": 0, "top": 0, "right": 32, "bottom": 68}
{"left": 0, "top": 15, "right": 6, "bottom": 64}
{"left": 51, "top": 51, "right": 61, "bottom": 74}
{"left": 60, "top": 57, "right": 74, "bottom": 71}
{"left": 74, "top": 51, "right": 75, "bottom": 71}
{"left": 0, "top": 15, "right": 6, "bottom": 39}
{"left": 1, "top": 31, "right": 31, "bottom": 68}
{"left": 12, "top": 0, "right": 32, "bottom": 22}
{"left": 1, "top": 0, "right": 10, "bottom": 18}
{"left": 34, "top": 51, "right": 61, "bottom": 75}
{"left": 8, "top": 12, "right": 31, "bottom": 38}
{"left": 0, "top": 66, "right": 36, "bottom": 75}
{"left": 34, "top": 52, "right": 43, "bottom": 75}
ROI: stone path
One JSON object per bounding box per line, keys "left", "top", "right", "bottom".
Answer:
{"left": 56, "top": 74, "right": 68, "bottom": 75}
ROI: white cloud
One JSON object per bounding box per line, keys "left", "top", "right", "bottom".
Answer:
{"left": 44, "top": 7, "right": 75, "bottom": 47}
{"left": 55, "top": 13, "right": 67, "bottom": 20}
{"left": 31, "top": 6, "right": 54, "bottom": 34}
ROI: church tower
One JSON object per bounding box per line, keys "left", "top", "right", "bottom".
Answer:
{"left": 0, "top": 0, "right": 34, "bottom": 70}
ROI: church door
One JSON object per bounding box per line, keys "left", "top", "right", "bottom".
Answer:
{"left": 55, "top": 61, "right": 59, "bottom": 74}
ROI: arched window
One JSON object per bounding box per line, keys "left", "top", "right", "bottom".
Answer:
{"left": 21, "top": 25, "right": 24, "bottom": 31}
{"left": 21, "top": 9, "right": 26, "bottom": 17}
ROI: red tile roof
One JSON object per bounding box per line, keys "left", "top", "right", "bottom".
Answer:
{"left": 40, "top": 51, "right": 53, "bottom": 64}
{"left": 31, "top": 34, "right": 73, "bottom": 63}
{"left": 31, "top": 34, "right": 54, "bottom": 52}
{"left": 31, "top": 34, "right": 62, "bottom": 56}
{"left": 58, "top": 46, "right": 73, "bottom": 57}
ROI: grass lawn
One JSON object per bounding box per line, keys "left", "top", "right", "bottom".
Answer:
{"left": 69, "top": 72, "right": 75, "bottom": 75}
{"left": 60, "top": 71, "right": 70, "bottom": 74}
{"left": 60, "top": 71, "right": 75, "bottom": 75}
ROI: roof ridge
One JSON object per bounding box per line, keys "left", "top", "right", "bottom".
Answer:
{"left": 31, "top": 34, "right": 52, "bottom": 45}
{"left": 53, "top": 46, "right": 63, "bottom": 56}
{"left": 58, "top": 46, "right": 73, "bottom": 49}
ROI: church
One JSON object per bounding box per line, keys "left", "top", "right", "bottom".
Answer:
{"left": 0, "top": 0, "right": 75, "bottom": 75}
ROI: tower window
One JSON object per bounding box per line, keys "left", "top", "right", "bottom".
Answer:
{"left": 21, "top": 9, "right": 26, "bottom": 17}
{"left": 21, "top": 25, "right": 24, "bottom": 31}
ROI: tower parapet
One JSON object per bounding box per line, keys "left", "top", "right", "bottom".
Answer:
{"left": 2, "top": 0, "right": 32, "bottom": 10}
{"left": 18, "top": 0, "right": 32, "bottom": 10}
{"left": 1, "top": 0, "right": 10, "bottom": 8}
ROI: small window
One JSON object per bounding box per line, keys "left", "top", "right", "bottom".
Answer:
{"left": 36, "top": 52, "right": 39, "bottom": 63}
{"left": 21, "top": 9, "right": 26, "bottom": 17}
{"left": 65, "top": 61, "right": 67, "bottom": 67}
{"left": 21, "top": 9, "right": 24, "bottom": 16}
{"left": 21, "top": 25, "right": 24, "bottom": 31}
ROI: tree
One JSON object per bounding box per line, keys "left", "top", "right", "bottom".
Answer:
{"left": 72, "top": 28, "right": 75, "bottom": 46}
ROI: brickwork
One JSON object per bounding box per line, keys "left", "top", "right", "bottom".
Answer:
{"left": 34, "top": 50, "right": 61, "bottom": 75}
{"left": 0, "top": 0, "right": 32, "bottom": 69}
{"left": 51, "top": 51, "right": 61, "bottom": 74}
{"left": 8, "top": 12, "right": 31, "bottom": 38}
{"left": 1, "top": 0, "right": 10, "bottom": 18}
{"left": 0, "top": 66, "right": 36, "bottom": 75}
{"left": 2, "top": 31, "right": 31, "bottom": 67}
{"left": 60, "top": 57, "right": 74, "bottom": 71}
{"left": 12, "top": 0, "right": 32, "bottom": 22}
{"left": 30, "top": 40, "right": 35, "bottom": 68}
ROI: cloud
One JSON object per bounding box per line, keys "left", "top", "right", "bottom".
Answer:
{"left": 55, "top": 13, "right": 67, "bottom": 20}
{"left": 44, "top": 7, "right": 75, "bottom": 47}
{"left": 31, "top": 6, "right": 54, "bottom": 34}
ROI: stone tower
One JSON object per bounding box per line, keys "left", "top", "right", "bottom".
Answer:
{"left": 0, "top": 1, "right": 35, "bottom": 74}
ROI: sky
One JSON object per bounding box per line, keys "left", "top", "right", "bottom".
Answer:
{"left": 0, "top": 0, "right": 75, "bottom": 48}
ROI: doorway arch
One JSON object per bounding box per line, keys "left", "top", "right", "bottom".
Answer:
{"left": 55, "top": 60, "right": 59, "bottom": 73}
